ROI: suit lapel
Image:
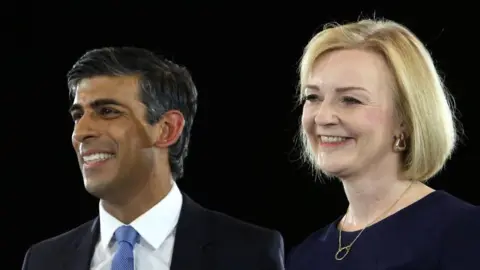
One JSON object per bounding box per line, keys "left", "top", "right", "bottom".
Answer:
{"left": 63, "top": 217, "right": 99, "bottom": 270}
{"left": 170, "top": 194, "right": 213, "bottom": 270}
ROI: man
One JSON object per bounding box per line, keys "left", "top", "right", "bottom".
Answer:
{"left": 22, "top": 47, "right": 284, "bottom": 270}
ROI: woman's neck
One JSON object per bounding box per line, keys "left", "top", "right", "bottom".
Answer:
{"left": 338, "top": 155, "right": 419, "bottom": 231}
{"left": 342, "top": 175, "right": 413, "bottom": 230}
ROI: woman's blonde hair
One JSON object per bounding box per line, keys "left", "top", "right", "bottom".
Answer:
{"left": 298, "top": 19, "right": 459, "bottom": 182}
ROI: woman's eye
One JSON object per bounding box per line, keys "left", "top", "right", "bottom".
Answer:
{"left": 343, "top": 97, "right": 361, "bottom": 104}
{"left": 305, "top": 94, "right": 320, "bottom": 101}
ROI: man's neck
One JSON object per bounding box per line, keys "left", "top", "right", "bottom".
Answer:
{"left": 102, "top": 175, "right": 173, "bottom": 224}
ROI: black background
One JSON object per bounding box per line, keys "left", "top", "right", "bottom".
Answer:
{"left": 14, "top": 3, "right": 479, "bottom": 268}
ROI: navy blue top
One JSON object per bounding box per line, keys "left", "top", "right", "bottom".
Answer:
{"left": 286, "top": 191, "right": 480, "bottom": 270}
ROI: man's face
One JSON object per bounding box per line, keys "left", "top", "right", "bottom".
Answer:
{"left": 70, "top": 75, "right": 156, "bottom": 198}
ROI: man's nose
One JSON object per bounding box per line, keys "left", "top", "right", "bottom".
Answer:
{"left": 72, "top": 114, "right": 101, "bottom": 143}
{"left": 314, "top": 102, "right": 339, "bottom": 126}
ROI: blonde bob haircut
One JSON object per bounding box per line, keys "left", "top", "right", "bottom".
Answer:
{"left": 298, "top": 19, "right": 458, "bottom": 182}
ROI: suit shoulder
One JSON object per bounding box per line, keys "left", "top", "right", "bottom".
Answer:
{"left": 204, "top": 207, "right": 280, "bottom": 239}
{"left": 195, "top": 207, "right": 285, "bottom": 268}
{"left": 286, "top": 223, "right": 331, "bottom": 265}
{"left": 28, "top": 219, "right": 96, "bottom": 251}
{"left": 23, "top": 219, "right": 97, "bottom": 269}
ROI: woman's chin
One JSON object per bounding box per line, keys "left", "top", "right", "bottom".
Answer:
{"left": 318, "top": 163, "right": 350, "bottom": 178}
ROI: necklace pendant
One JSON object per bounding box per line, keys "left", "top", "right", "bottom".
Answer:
{"left": 335, "top": 246, "right": 351, "bottom": 261}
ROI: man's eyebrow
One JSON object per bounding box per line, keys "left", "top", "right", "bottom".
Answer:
{"left": 68, "top": 104, "right": 82, "bottom": 114}
{"left": 68, "top": 98, "right": 126, "bottom": 114}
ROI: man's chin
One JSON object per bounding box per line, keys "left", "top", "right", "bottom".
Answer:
{"left": 84, "top": 178, "right": 113, "bottom": 199}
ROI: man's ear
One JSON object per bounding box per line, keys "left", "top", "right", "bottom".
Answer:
{"left": 154, "top": 110, "right": 185, "bottom": 148}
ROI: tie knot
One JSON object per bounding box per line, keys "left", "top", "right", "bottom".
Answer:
{"left": 114, "top": 225, "right": 139, "bottom": 246}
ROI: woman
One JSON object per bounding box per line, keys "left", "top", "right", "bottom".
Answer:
{"left": 286, "top": 19, "right": 480, "bottom": 269}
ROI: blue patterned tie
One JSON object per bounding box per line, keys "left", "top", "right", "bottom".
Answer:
{"left": 111, "top": 225, "right": 139, "bottom": 270}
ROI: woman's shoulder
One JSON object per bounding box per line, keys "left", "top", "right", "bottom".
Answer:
{"left": 427, "top": 190, "right": 478, "bottom": 219}
{"left": 403, "top": 190, "right": 477, "bottom": 221}
{"left": 435, "top": 194, "right": 480, "bottom": 267}
{"left": 440, "top": 193, "right": 480, "bottom": 228}
{"left": 403, "top": 190, "right": 480, "bottom": 247}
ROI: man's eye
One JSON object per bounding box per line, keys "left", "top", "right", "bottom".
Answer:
{"left": 71, "top": 112, "right": 83, "bottom": 121}
{"left": 99, "top": 107, "right": 119, "bottom": 115}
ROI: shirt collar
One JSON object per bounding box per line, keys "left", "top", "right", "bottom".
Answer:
{"left": 98, "top": 181, "right": 183, "bottom": 250}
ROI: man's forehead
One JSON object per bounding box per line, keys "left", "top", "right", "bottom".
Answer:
{"left": 73, "top": 76, "right": 139, "bottom": 104}
{"left": 78, "top": 75, "right": 139, "bottom": 88}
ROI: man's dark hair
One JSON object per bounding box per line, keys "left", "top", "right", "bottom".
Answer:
{"left": 67, "top": 47, "right": 198, "bottom": 180}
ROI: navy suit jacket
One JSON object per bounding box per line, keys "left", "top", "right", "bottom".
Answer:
{"left": 22, "top": 194, "right": 285, "bottom": 270}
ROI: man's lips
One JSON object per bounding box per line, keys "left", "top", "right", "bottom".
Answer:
{"left": 80, "top": 151, "right": 116, "bottom": 169}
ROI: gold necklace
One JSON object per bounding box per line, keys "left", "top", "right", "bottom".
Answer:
{"left": 335, "top": 182, "right": 413, "bottom": 261}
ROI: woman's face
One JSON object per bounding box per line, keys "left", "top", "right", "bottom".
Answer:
{"left": 301, "top": 49, "right": 402, "bottom": 178}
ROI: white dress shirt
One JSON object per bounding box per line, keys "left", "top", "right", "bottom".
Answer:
{"left": 90, "top": 182, "right": 183, "bottom": 270}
